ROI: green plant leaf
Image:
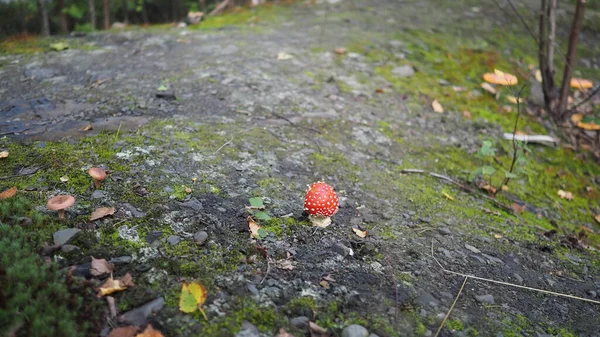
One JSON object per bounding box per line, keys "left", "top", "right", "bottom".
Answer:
{"left": 481, "top": 166, "right": 496, "bottom": 175}
{"left": 256, "top": 228, "right": 267, "bottom": 239}
{"left": 248, "top": 197, "right": 264, "bottom": 208}
{"left": 503, "top": 171, "right": 518, "bottom": 179}
{"left": 157, "top": 84, "right": 168, "bottom": 91}
{"left": 469, "top": 167, "right": 483, "bottom": 182}
{"left": 254, "top": 211, "right": 271, "bottom": 220}
{"left": 478, "top": 140, "right": 496, "bottom": 157}
{"left": 50, "top": 42, "right": 69, "bottom": 51}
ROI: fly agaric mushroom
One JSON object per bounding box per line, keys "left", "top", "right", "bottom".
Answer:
{"left": 47, "top": 195, "right": 75, "bottom": 220}
{"left": 88, "top": 167, "right": 107, "bottom": 189}
{"left": 304, "top": 181, "right": 339, "bottom": 228}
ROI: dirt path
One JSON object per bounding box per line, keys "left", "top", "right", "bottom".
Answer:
{"left": 1, "top": 1, "right": 600, "bottom": 336}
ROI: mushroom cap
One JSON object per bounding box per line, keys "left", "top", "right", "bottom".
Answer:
{"left": 88, "top": 167, "right": 107, "bottom": 181}
{"left": 304, "top": 181, "right": 339, "bottom": 217}
{"left": 47, "top": 195, "right": 75, "bottom": 210}
{"left": 570, "top": 78, "right": 593, "bottom": 90}
{"left": 483, "top": 69, "right": 518, "bottom": 86}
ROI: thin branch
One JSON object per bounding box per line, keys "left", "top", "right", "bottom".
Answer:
{"left": 547, "top": 0, "right": 557, "bottom": 76}
{"left": 434, "top": 276, "right": 468, "bottom": 337}
{"left": 567, "top": 86, "right": 600, "bottom": 114}
{"left": 259, "top": 257, "right": 272, "bottom": 285}
{"left": 505, "top": 0, "right": 539, "bottom": 44}
{"left": 430, "top": 240, "right": 600, "bottom": 305}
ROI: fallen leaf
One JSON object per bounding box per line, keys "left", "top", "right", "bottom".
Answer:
{"left": 462, "top": 110, "right": 471, "bottom": 119}
{"left": 442, "top": 191, "right": 454, "bottom": 201}
{"left": 432, "top": 100, "right": 444, "bottom": 113}
{"left": 557, "top": 190, "right": 574, "bottom": 200}
{"left": 322, "top": 274, "right": 335, "bottom": 282}
{"left": 481, "top": 184, "right": 497, "bottom": 194}
{"left": 352, "top": 227, "right": 368, "bottom": 238}
{"left": 334, "top": 47, "right": 346, "bottom": 55}
{"left": 483, "top": 69, "right": 518, "bottom": 86}
{"left": 510, "top": 203, "right": 526, "bottom": 214}
{"left": 506, "top": 96, "right": 523, "bottom": 104}
{"left": 570, "top": 78, "right": 593, "bottom": 90}
{"left": 275, "top": 259, "right": 295, "bottom": 270}
{"left": 494, "top": 234, "right": 503, "bottom": 239}
{"left": 107, "top": 326, "right": 139, "bottom": 337}
{"left": 535, "top": 69, "right": 542, "bottom": 82}
{"left": 274, "top": 328, "right": 296, "bottom": 337}
{"left": 309, "top": 322, "right": 329, "bottom": 337}
{"left": 82, "top": 124, "right": 93, "bottom": 131}
{"left": 0, "top": 151, "right": 8, "bottom": 158}
{"left": 319, "top": 280, "right": 329, "bottom": 289}
{"left": 480, "top": 82, "right": 496, "bottom": 94}
{"left": 375, "top": 88, "right": 385, "bottom": 93}
{"left": 97, "top": 273, "right": 133, "bottom": 297}
{"left": 90, "top": 257, "right": 114, "bottom": 277}
{"left": 501, "top": 185, "right": 509, "bottom": 192}
{"left": 277, "top": 52, "right": 293, "bottom": 60}
{"left": 179, "top": 281, "right": 208, "bottom": 319}
{"left": 248, "top": 216, "right": 262, "bottom": 239}
{"left": 50, "top": 42, "right": 69, "bottom": 51}
{"left": 502, "top": 105, "right": 513, "bottom": 113}
{"left": 90, "top": 207, "right": 115, "bottom": 221}
{"left": 595, "top": 215, "right": 600, "bottom": 224}
{"left": 577, "top": 121, "right": 600, "bottom": 131}
{"left": 136, "top": 324, "right": 164, "bottom": 337}
{"left": 0, "top": 186, "right": 17, "bottom": 200}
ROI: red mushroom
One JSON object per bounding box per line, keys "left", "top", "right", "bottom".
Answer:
{"left": 88, "top": 167, "right": 107, "bottom": 189}
{"left": 47, "top": 195, "right": 75, "bottom": 220}
{"left": 304, "top": 181, "right": 339, "bottom": 227}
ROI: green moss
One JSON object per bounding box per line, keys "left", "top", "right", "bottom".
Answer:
{"left": 188, "top": 5, "right": 284, "bottom": 31}
{"left": 447, "top": 319, "right": 464, "bottom": 331}
{"left": 0, "top": 36, "right": 98, "bottom": 55}
{"left": 199, "top": 298, "right": 284, "bottom": 336}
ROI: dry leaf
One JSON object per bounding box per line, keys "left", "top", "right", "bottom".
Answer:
{"left": 176, "top": 38, "right": 191, "bottom": 44}
{"left": 90, "top": 207, "right": 115, "bottom": 221}
{"left": 322, "top": 274, "right": 335, "bottom": 282}
{"left": 90, "top": 257, "right": 114, "bottom": 277}
{"left": 277, "top": 52, "right": 293, "bottom": 60}
{"left": 535, "top": 69, "right": 542, "bottom": 82}
{"left": 482, "top": 69, "right": 518, "bottom": 86}
{"left": 334, "top": 47, "right": 346, "bottom": 55}
{"left": 375, "top": 88, "right": 385, "bottom": 93}
{"left": 494, "top": 234, "right": 503, "bottom": 239}
{"left": 274, "top": 328, "right": 296, "bottom": 337}
{"left": 481, "top": 184, "right": 497, "bottom": 194}
{"left": 107, "top": 326, "right": 139, "bottom": 337}
{"left": 59, "top": 175, "right": 69, "bottom": 182}
{"left": 248, "top": 216, "right": 261, "bottom": 239}
{"left": 462, "top": 110, "right": 471, "bottom": 119}
{"left": 501, "top": 185, "right": 509, "bottom": 192}
{"left": 595, "top": 215, "right": 600, "bottom": 224}
{"left": 506, "top": 96, "right": 523, "bottom": 104}
{"left": 558, "top": 190, "right": 574, "bottom": 200}
{"left": 432, "top": 100, "right": 444, "bottom": 113}
{"left": 82, "top": 124, "right": 93, "bottom": 131}
{"left": 275, "top": 259, "right": 295, "bottom": 270}
{"left": 136, "top": 324, "right": 164, "bottom": 337}
{"left": 319, "top": 280, "right": 329, "bottom": 289}
{"left": 0, "top": 186, "right": 17, "bottom": 200}
{"left": 352, "top": 227, "right": 368, "bottom": 238}
{"left": 480, "top": 82, "right": 496, "bottom": 95}
{"left": 179, "top": 282, "right": 208, "bottom": 318}
{"left": 510, "top": 203, "right": 526, "bottom": 214}
{"left": 309, "top": 322, "right": 329, "bottom": 337}
{"left": 97, "top": 273, "right": 133, "bottom": 297}
{"left": 442, "top": 191, "right": 454, "bottom": 201}
{"left": 0, "top": 151, "right": 8, "bottom": 158}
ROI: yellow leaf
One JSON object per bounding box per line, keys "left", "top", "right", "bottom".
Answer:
{"left": 352, "top": 227, "right": 368, "bottom": 238}
{"left": 0, "top": 151, "right": 8, "bottom": 159}
{"left": 557, "top": 190, "right": 574, "bottom": 200}
{"left": 97, "top": 273, "right": 133, "bottom": 297}
{"left": 535, "top": 69, "right": 542, "bottom": 82}
{"left": 432, "top": 100, "right": 444, "bottom": 113}
{"left": 506, "top": 96, "right": 523, "bottom": 104}
{"left": 248, "top": 216, "right": 261, "bottom": 238}
{"left": 60, "top": 175, "right": 69, "bottom": 182}
{"left": 179, "top": 282, "right": 208, "bottom": 319}
{"left": 277, "top": 52, "right": 293, "bottom": 60}
{"left": 494, "top": 234, "right": 503, "bottom": 239}
{"left": 480, "top": 82, "right": 496, "bottom": 95}
{"left": 82, "top": 124, "right": 93, "bottom": 131}
{"left": 442, "top": 191, "right": 454, "bottom": 201}
{"left": 319, "top": 280, "right": 330, "bottom": 289}
{"left": 90, "top": 207, "right": 116, "bottom": 221}
{"left": 0, "top": 187, "right": 17, "bottom": 200}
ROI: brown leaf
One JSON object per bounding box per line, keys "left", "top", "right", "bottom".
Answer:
{"left": 185, "top": 187, "right": 192, "bottom": 194}
{"left": 334, "top": 47, "right": 346, "bottom": 55}
{"left": 322, "top": 274, "right": 335, "bottom": 282}
{"left": 319, "top": 280, "right": 329, "bottom": 289}
{"left": 274, "top": 328, "right": 296, "bottom": 337}
{"left": 90, "top": 207, "right": 115, "bottom": 221}
{"left": 431, "top": 100, "right": 444, "bottom": 113}
{"left": 248, "top": 216, "right": 261, "bottom": 239}
{"left": 352, "top": 227, "right": 368, "bottom": 238}
{"left": 135, "top": 324, "right": 164, "bottom": 337}
{"left": 0, "top": 151, "right": 8, "bottom": 159}
{"left": 375, "top": 88, "right": 385, "bottom": 94}
{"left": 91, "top": 257, "right": 114, "bottom": 277}
{"left": 594, "top": 215, "right": 600, "bottom": 224}
{"left": 275, "top": 259, "right": 295, "bottom": 270}
{"left": 82, "top": 124, "right": 93, "bottom": 131}
{"left": 557, "top": 190, "right": 574, "bottom": 200}
{"left": 0, "top": 186, "right": 17, "bottom": 200}
{"left": 107, "top": 326, "right": 139, "bottom": 337}
{"left": 506, "top": 96, "right": 523, "bottom": 104}
{"left": 309, "top": 322, "right": 329, "bottom": 337}
{"left": 97, "top": 273, "right": 133, "bottom": 297}
{"left": 510, "top": 203, "right": 526, "bottom": 214}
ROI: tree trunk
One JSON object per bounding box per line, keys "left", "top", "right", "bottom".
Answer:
{"left": 198, "top": 0, "right": 206, "bottom": 13}
{"left": 171, "top": 0, "right": 180, "bottom": 21}
{"left": 141, "top": 0, "right": 149, "bottom": 25}
{"left": 89, "top": 0, "right": 97, "bottom": 30}
{"left": 557, "top": 0, "right": 586, "bottom": 120}
{"left": 103, "top": 0, "right": 110, "bottom": 29}
{"left": 547, "top": 0, "right": 557, "bottom": 77}
{"left": 57, "top": 0, "right": 69, "bottom": 33}
{"left": 122, "top": 0, "right": 128, "bottom": 23}
{"left": 38, "top": 0, "right": 50, "bottom": 37}
{"left": 538, "top": 0, "right": 556, "bottom": 111}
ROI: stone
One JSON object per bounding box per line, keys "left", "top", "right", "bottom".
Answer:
{"left": 438, "top": 227, "right": 452, "bottom": 235}
{"left": 167, "top": 235, "right": 181, "bottom": 245}
{"left": 391, "top": 65, "right": 415, "bottom": 78}
{"left": 61, "top": 244, "right": 80, "bottom": 253}
{"left": 120, "top": 203, "right": 146, "bottom": 217}
{"left": 118, "top": 297, "right": 165, "bottom": 326}
{"left": 179, "top": 197, "right": 203, "bottom": 211}
{"left": 53, "top": 228, "right": 81, "bottom": 246}
{"left": 290, "top": 316, "right": 309, "bottom": 328}
{"left": 475, "top": 294, "right": 495, "bottom": 304}
{"left": 341, "top": 324, "right": 369, "bottom": 337}
{"left": 194, "top": 230, "right": 208, "bottom": 245}
{"left": 465, "top": 244, "right": 481, "bottom": 254}
{"left": 235, "top": 321, "right": 260, "bottom": 337}
{"left": 247, "top": 283, "right": 259, "bottom": 296}
{"left": 91, "top": 190, "right": 105, "bottom": 199}
{"left": 110, "top": 256, "right": 133, "bottom": 264}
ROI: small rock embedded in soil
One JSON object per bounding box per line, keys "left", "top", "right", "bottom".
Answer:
{"left": 464, "top": 244, "right": 481, "bottom": 254}
{"left": 475, "top": 294, "right": 495, "bottom": 304}
{"left": 110, "top": 256, "right": 132, "bottom": 264}
{"left": 90, "top": 190, "right": 105, "bottom": 199}
{"left": 247, "top": 283, "right": 259, "bottom": 296}
{"left": 118, "top": 297, "right": 165, "bottom": 326}
{"left": 61, "top": 244, "right": 80, "bottom": 253}
{"left": 290, "top": 316, "right": 309, "bottom": 328}
{"left": 341, "top": 324, "right": 369, "bottom": 337}
{"left": 438, "top": 227, "right": 452, "bottom": 235}
{"left": 194, "top": 230, "right": 208, "bottom": 245}
{"left": 391, "top": 65, "right": 415, "bottom": 78}
{"left": 179, "top": 197, "right": 203, "bottom": 211}
{"left": 53, "top": 228, "right": 81, "bottom": 246}
{"left": 235, "top": 321, "right": 260, "bottom": 337}
{"left": 167, "top": 235, "right": 181, "bottom": 245}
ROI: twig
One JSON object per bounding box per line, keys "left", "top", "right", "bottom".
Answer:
{"left": 271, "top": 112, "right": 322, "bottom": 134}
{"left": 212, "top": 137, "right": 234, "bottom": 155}
{"left": 115, "top": 121, "right": 123, "bottom": 141}
{"left": 434, "top": 276, "right": 468, "bottom": 337}
{"left": 385, "top": 254, "right": 399, "bottom": 323}
{"left": 259, "top": 257, "right": 273, "bottom": 285}
{"left": 430, "top": 240, "right": 600, "bottom": 305}
{"left": 567, "top": 85, "right": 600, "bottom": 114}
{"left": 208, "top": 0, "right": 230, "bottom": 16}
{"left": 0, "top": 164, "right": 48, "bottom": 180}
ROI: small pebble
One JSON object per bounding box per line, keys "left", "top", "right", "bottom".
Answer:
{"left": 341, "top": 324, "right": 369, "bottom": 337}
{"left": 194, "top": 230, "right": 208, "bottom": 245}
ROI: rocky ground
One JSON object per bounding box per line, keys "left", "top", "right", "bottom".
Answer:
{"left": 1, "top": 0, "right": 600, "bottom": 336}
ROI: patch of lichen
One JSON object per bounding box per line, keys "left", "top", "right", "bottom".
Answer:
{"left": 187, "top": 4, "right": 287, "bottom": 32}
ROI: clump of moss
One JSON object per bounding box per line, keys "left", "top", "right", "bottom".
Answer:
{"left": 0, "top": 223, "right": 104, "bottom": 337}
